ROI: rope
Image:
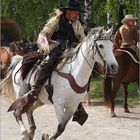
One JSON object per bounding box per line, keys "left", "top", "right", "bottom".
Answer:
{"left": 117, "top": 49, "right": 140, "bottom": 64}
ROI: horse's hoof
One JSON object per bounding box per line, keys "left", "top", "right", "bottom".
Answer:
{"left": 111, "top": 112, "right": 117, "bottom": 117}
{"left": 21, "top": 130, "right": 30, "bottom": 140}
{"left": 42, "top": 133, "right": 49, "bottom": 140}
{"left": 124, "top": 109, "right": 130, "bottom": 113}
{"left": 49, "top": 136, "right": 55, "bottom": 140}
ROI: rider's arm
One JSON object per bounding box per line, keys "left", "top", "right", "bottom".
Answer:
{"left": 37, "top": 9, "right": 63, "bottom": 54}
{"left": 114, "top": 29, "right": 122, "bottom": 49}
{"left": 133, "top": 26, "right": 139, "bottom": 45}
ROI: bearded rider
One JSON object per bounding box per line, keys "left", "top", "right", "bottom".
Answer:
{"left": 9, "top": 0, "right": 88, "bottom": 125}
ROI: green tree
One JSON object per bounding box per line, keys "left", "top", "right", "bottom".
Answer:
{"left": 1, "top": 0, "right": 139, "bottom": 37}
{"left": 1, "top": 0, "right": 62, "bottom": 37}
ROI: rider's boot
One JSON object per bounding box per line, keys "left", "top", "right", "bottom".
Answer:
{"left": 8, "top": 51, "right": 60, "bottom": 112}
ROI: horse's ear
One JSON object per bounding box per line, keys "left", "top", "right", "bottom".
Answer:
{"left": 98, "top": 26, "right": 104, "bottom": 35}
{"left": 106, "top": 27, "right": 113, "bottom": 37}
{"left": 94, "top": 27, "right": 104, "bottom": 39}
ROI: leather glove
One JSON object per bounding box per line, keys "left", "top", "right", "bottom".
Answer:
{"left": 37, "top": 34, "right": 50, "bottom": 55}
{"left": 41, "top": 44, "right": 50, "bottom": 55}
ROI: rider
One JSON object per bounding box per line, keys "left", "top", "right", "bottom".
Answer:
{"left": 113, "top": 14, "right": 139, "bottom": 58}
{"left": 10, "top": 0, "right": 88, "bottom": 124}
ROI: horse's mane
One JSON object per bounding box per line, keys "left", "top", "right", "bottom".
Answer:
{"left": 1, "top": 17, "right": 22, "bottom": 42}
{"left": 87, "top": 27, "right": 109, "bottom": 38}
{"left": 88, "top": 27, "right": 102, "bottom": 35}
{"left": 21, "top": 52, "right": 44, "bottom": 80}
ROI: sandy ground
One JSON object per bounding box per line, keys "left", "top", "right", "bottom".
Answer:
{"left": 0, "top": 95, "right": 140, "bottom": 140}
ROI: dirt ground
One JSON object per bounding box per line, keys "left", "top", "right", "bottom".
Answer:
{"left": 0, "top": 95, "right": 140, "bottom": 140}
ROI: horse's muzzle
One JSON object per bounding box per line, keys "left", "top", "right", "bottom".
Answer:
{"left": 106, "top": 63, "right": 118, "bottom": 75}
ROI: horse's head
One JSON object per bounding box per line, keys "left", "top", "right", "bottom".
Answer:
{"left": 21, "top": 38, "right": 38, "bottom": 52}
{"left": 87, "top": 27, "right": 118, "bottom": 74}
{"left": 8, "top": 41, "right": 27, "bottom": 56}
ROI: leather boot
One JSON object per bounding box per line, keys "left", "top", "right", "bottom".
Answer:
{"left": 8, "top": 50, "right": 61, "bottom": 112}
{"left": 72, "top": 103, "right": 88, "bottom": 126}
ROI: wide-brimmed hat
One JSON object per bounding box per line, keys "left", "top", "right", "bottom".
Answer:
{"left": 121, "top": 14, "right": 137, "bottom": 23}
{"left": 60, "top": 0, "right": 82, "bottom": 12}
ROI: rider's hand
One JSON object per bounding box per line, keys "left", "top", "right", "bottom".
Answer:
{"left": 37, "top": 34, "right": 50, "bottom": 55}
{"left": 41, "top": 44, "right": 50, "bottom": 55}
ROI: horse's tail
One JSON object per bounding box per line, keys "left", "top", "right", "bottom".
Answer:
{"left": 103, "top": 76, "right": 113, "bottom": 108}
{"left": 8, "top": 54, "right": 23, "bottom": 70}
{"left": 0, "top": 55, "right": 23, "bottom": 102}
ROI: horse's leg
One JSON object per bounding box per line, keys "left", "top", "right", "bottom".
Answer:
{"left": 111, "top": 79, "right": 121, "bottom": 117}
{"left": 51, "top": 107, "right": 76, "bottom": 140}
{"left": 13, "top": 110, "right": 30, "bottom": 140}
{"left": 122, "top": 82, "right": 130, "bottom": 113}
{"left": 86, "top": 77, "right": 91, "bottom": 105}
{"left": 26, "top": 100, "right": 43, "bottom": 140}
{"left": 26, "top": 111, "right": 36, "bottom": 140}
{"left": 42, "top": 104, "right": 66, "bottom": 140}
{"left": 42, "top": 105, "right": 76, "bottom": 140}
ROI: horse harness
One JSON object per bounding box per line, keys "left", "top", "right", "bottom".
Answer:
{"left": 46, "top": 37, "right": 111, "bottom": 98}
{"left": 15, "top": 37, "right": 111, "bottom": 103}
{"left": 117, "top": 48, "right": 140, "bottom": 64}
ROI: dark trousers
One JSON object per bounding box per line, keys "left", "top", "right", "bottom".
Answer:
{"left": 34, "top": 47, "right": 63, "bottom": 88}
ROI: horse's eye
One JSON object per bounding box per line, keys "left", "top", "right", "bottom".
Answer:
{"left": 98, "top": 44, "right": 103, "bottom": 48}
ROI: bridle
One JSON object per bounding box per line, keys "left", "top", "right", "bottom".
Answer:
{"left": 93, "top": 42, "right": 106, "bottom": 64}
{"left": 81, "top": 37, "right": 111, "bottom": 70}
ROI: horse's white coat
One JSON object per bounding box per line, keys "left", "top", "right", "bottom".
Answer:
{"left": 2, "top": 27, "right": 118, "bottom": 140}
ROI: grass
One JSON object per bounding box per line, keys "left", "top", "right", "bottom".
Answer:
{"left": 88, "top": 76, "right": 140, "bottom": 107}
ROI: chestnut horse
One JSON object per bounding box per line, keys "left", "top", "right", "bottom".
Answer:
{"left": 104, "top": 48, "right": 139, "bottom": 117}
{"left": 0, "top": 45, "right": 15, "bottom": 79}
{"left": 0, "top": 41, "right": 30, "bottom": 79}
{"left": 1, "top": 16, "right": 22, "bottom": 79}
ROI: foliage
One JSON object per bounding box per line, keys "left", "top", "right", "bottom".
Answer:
{"left": 103, "top": 0, "right": 139, "bottom": 25}
{"left": 1, "top": 0, "right": 61, "bottom": 37}
{"left": 1, "top": 0, "right": 139, "bottom": 37}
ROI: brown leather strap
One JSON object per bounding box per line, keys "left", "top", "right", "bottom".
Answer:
{"left": 57, "top": 71, "right": 88, "bottom": 94}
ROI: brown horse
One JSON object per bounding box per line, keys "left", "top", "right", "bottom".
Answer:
{"left": 0, "top": 44, "right": 16, "bottom": 79}
{"left": 103, "top": 48, "right": 139, "bottom": 117}
{"left": 0, "top": 16, "right": 35, "bottom": 79}
{"left": 0, "top": 41, "right": 30, "bottom": 79}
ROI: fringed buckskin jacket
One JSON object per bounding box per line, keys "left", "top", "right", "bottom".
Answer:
{"left": 37, "top": 9, "right": 85, "bottom": 54}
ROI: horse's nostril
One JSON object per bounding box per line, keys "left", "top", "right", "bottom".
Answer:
{"left": 106, "top": 64, "right": 118, "bottom": 74}
{"left": 111, "top": 64, "right": 115, "bottom": 70}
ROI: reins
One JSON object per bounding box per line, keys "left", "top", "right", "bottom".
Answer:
{"left": 80, "top": 38, "right": 108, "bottom": 73}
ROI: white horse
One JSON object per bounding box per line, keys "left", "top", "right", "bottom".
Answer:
{"left": 1, "top": 27, "right": 118, "bottom": 140}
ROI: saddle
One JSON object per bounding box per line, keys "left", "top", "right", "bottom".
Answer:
{"left": 20, "top": 50, "right": 88, "bottom": 126}
{"left": 116, "top": 47, "right": 139, "bottom": 64}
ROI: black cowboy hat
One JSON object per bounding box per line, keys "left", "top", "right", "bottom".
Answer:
{"left": 60, "top": 0, "right": 84, "bottom": 12}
